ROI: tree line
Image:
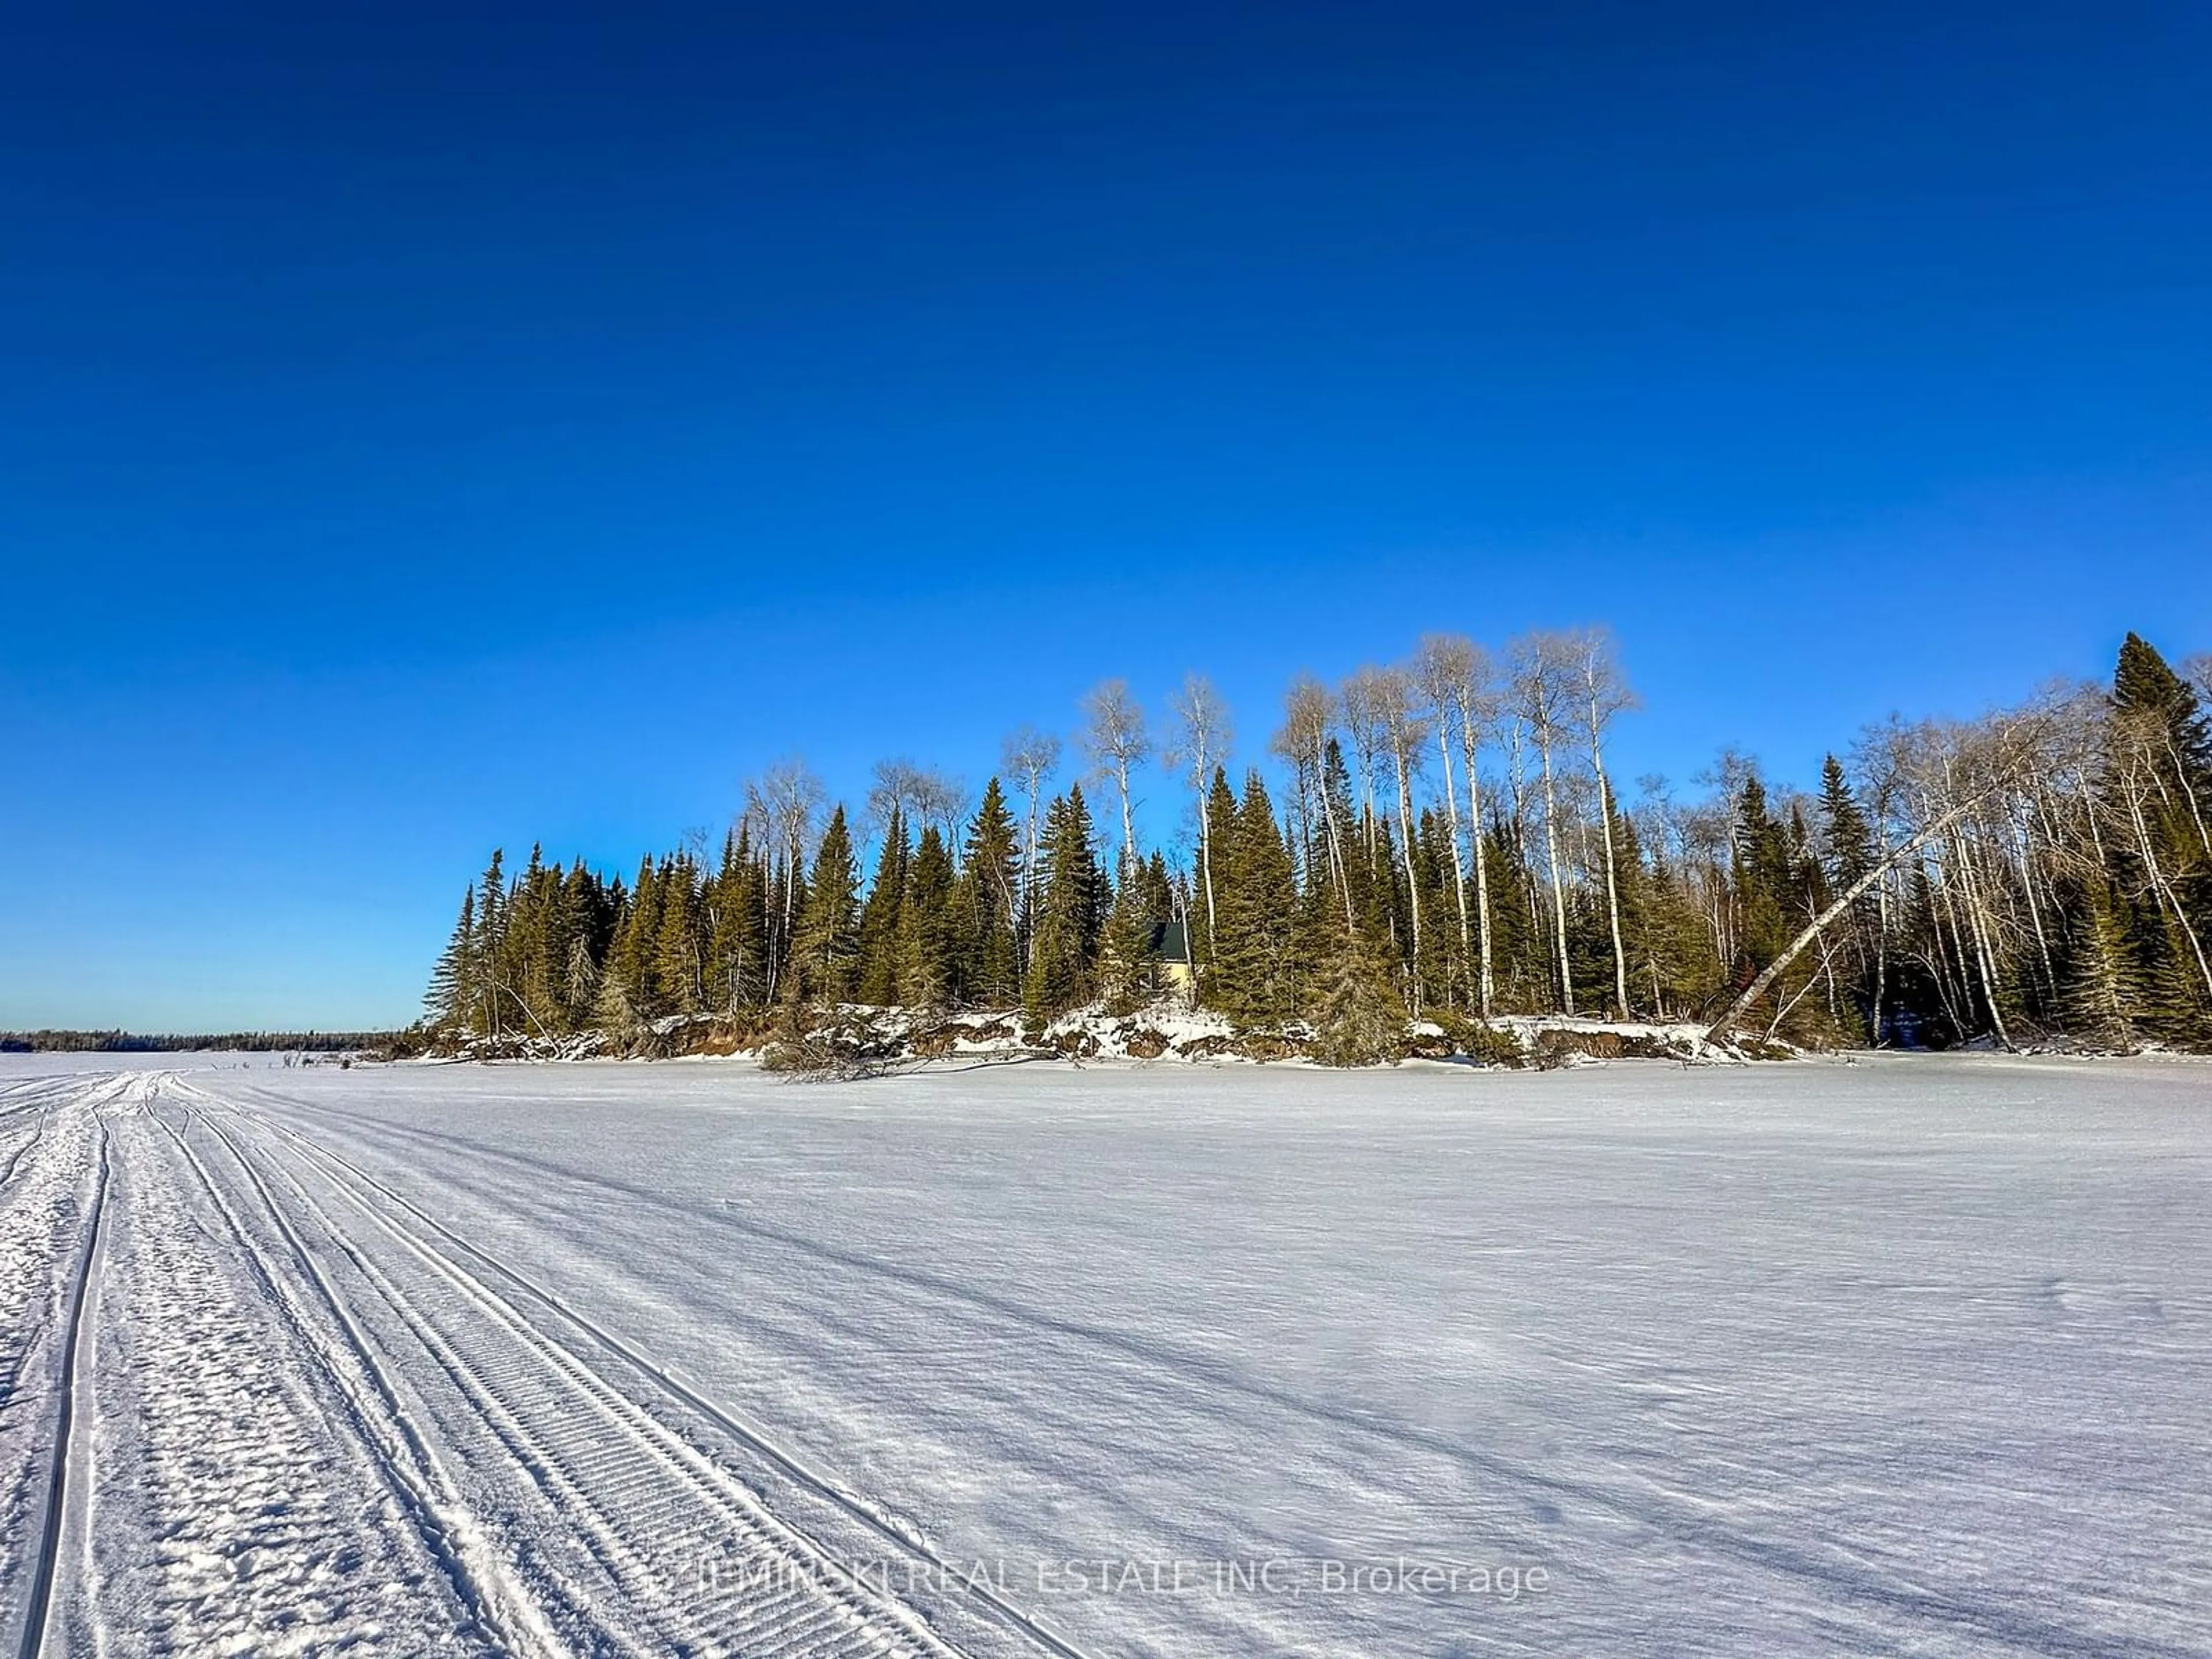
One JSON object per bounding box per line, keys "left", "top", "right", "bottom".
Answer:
{"left": 424, "top": 629, "right": 2212, "bottom": 1056}
{"left": 0, "top": 1030, "right": 404, "bottom": 1054}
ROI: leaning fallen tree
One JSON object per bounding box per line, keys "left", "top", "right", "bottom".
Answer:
{"left": 1702, "top": 730, "right": 2029, "bottom": 1050}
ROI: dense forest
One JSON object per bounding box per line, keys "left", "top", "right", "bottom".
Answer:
{"left": 423, "top": 631, "right": 2212, "bottom": 1059}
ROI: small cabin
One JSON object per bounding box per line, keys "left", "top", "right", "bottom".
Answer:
{"left": 1144, "top": 919, "right": 1196, "bottom": 999}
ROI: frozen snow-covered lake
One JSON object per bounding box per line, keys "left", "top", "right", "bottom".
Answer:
{"left": 1, "top": 1054, "right": 2206, "bottom": 1657}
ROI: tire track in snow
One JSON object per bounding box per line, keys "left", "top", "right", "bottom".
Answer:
{"left": 148, "top": 1096, "right": 558, "bottom": 1659}
{"left": 237, "top": 1103, "right": 1104, "bottom": 1659}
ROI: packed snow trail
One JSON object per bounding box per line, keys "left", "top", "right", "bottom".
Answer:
{"left": 0, "top": 1055, "right": 2207, "bottom": 1657}
{"left": 0, "top": 1069, "right": 1101, "bottom": 1658}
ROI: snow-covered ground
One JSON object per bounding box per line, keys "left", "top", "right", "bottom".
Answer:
{"left": 0, "top": 1054, "right": 2206, "bottom": 1657}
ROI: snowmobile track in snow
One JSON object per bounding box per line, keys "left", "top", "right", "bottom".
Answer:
{"left": 169, "top": 1078, "right": 1090, "bottom": 1659}
{"left": 14, "top": 1127, "right": 106, "bottom": 1659}
{"left": 146, "top": 1098, "right": 544, "bottom": 1657}
{"left": 219, "top": 1073, "right": 2212, "bottom": 1659}
{"left": 9, "top": 1058, "right": 2203, "bottom": 1659}
{"left": 229, "top": 1094, "right": 1103, "bottom": 1659}
{"left": 232, "top": 1115, "right": 972, "bottom": 1659}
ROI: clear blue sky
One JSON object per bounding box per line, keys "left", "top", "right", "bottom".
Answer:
{"left": 2, "top": 1, "right": 2206, "bottom": 1031}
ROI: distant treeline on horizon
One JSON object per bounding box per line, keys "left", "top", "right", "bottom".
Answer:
{"left": 1, "top": 1031, "right": 402, "bottom": 1054}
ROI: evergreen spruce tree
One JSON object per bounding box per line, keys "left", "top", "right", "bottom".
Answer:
{"left": 468, "top": 849, "right": 506, "bottom": 1037}
{"left": 1479, "top": 820, "right": 1539, "bottom": 1011}
{"left": 1733, "top": 778, "right": 1793, "bottom": 974}
{"left": 897, "top": 825, "right": 960, "bottom": 1009}
{"left": 1205, "top": 770, "right": 1298, "bottom": 1024}
{"left": 2061, "top": 876, "right": 2143, "bottom": 1050}
{"left": 1097, "top": 866, "right": 1158, "bottom": 1016}
{"left": 2105, "top": 633, "right": 2212, "bottom": 1043}
{"left": 598, "top": 854, "right": 659, "bottom": 1034}
{"left": 518, "top": 845, "right": 575, "bottom": 1034}
{"left": 2139, "top": 919, "right": 2212, "bottom": 1046}
{"left": 426, "top": 885, "right": 476, "bottom": 1029}
{"left": 857, "top": 808, "right": 910, "bottom": 1006}
{"left": 2115, "top": 632, "right": 2212, "bottom": 784}
{"left": 1818, "top": 754, "right": 1880, "bottom": 1039}
{"left": 1412, "top": 807, "right": 1459, "bottom": 1010}
{"left": 1138, "top": 851, "right": 1176, "bottom": 922}
{"left": 654, "top": 856, "right": 703, "bottom": 1016}
{"left": 960, "top": 779, "right": 1023, "bottom": 1006}
{"left": 1308, "top": 929, "right": 1406, "bottom": 1066}
{"left": 557, "top": 863, "right": 602, "bottom": 1032}
{"left": 1195, "top": 767, "right": 1238, "bottom": 972}
{"left": 1022, "top": 786, "right": 1106, "bottom": 1021}
{"left": 1321, "top": 740, "right": 1378, "bottom": 929}
{"left": 789, "top": 806, "right": 862, "bottom": 1006}
{"left": 1604, "top": 801, "right": 1652, "bottom": 1017}
{"left": 1819, "top": 756, "right": 1877, "bottom": 884}
{"left": 707, "top": 828, "right": 768, "bottom": 1012}
{"left": 1637, "top": 851, "right": 1718, "bottom": 1020}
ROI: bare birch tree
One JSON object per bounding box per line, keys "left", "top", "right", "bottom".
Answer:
{"left": 744, "top": 756, "right": 824, "bottom": 1001}
{"left": 1276, "top": 675, "right": 1354, "bottom": 931}
{"left": 1080, "top": 679, "right": 1150, "bottom": 877}
{"left": 1415, "top": 635, "right": 1477, "bottom": 1005}
{"left": 915, "top": 768, "right": 969, "bottom": 852}
{"left": 866, "top": 759, "right": 927, "bottom": 844}
{"left": 1001, "top": 725, "right": 1062, "bottom": 941}
{"left": 1166, "top": 673, "right": 1233, "bottom": 941}
{"left": 1567, "top": 626, "right": 1638, "bottom": 1017}
{"left": 1512, "top": 633, "right": 1578, "bottom": 1013}
{"left": 1372, "top": 665, "right": 1430, "bottom": 1007}
{"left": 1340, "top": 668, "right": 1390, "bottom": 871}
{"left": 2184, "top": 653, "right": 2212, "bottom": 704}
